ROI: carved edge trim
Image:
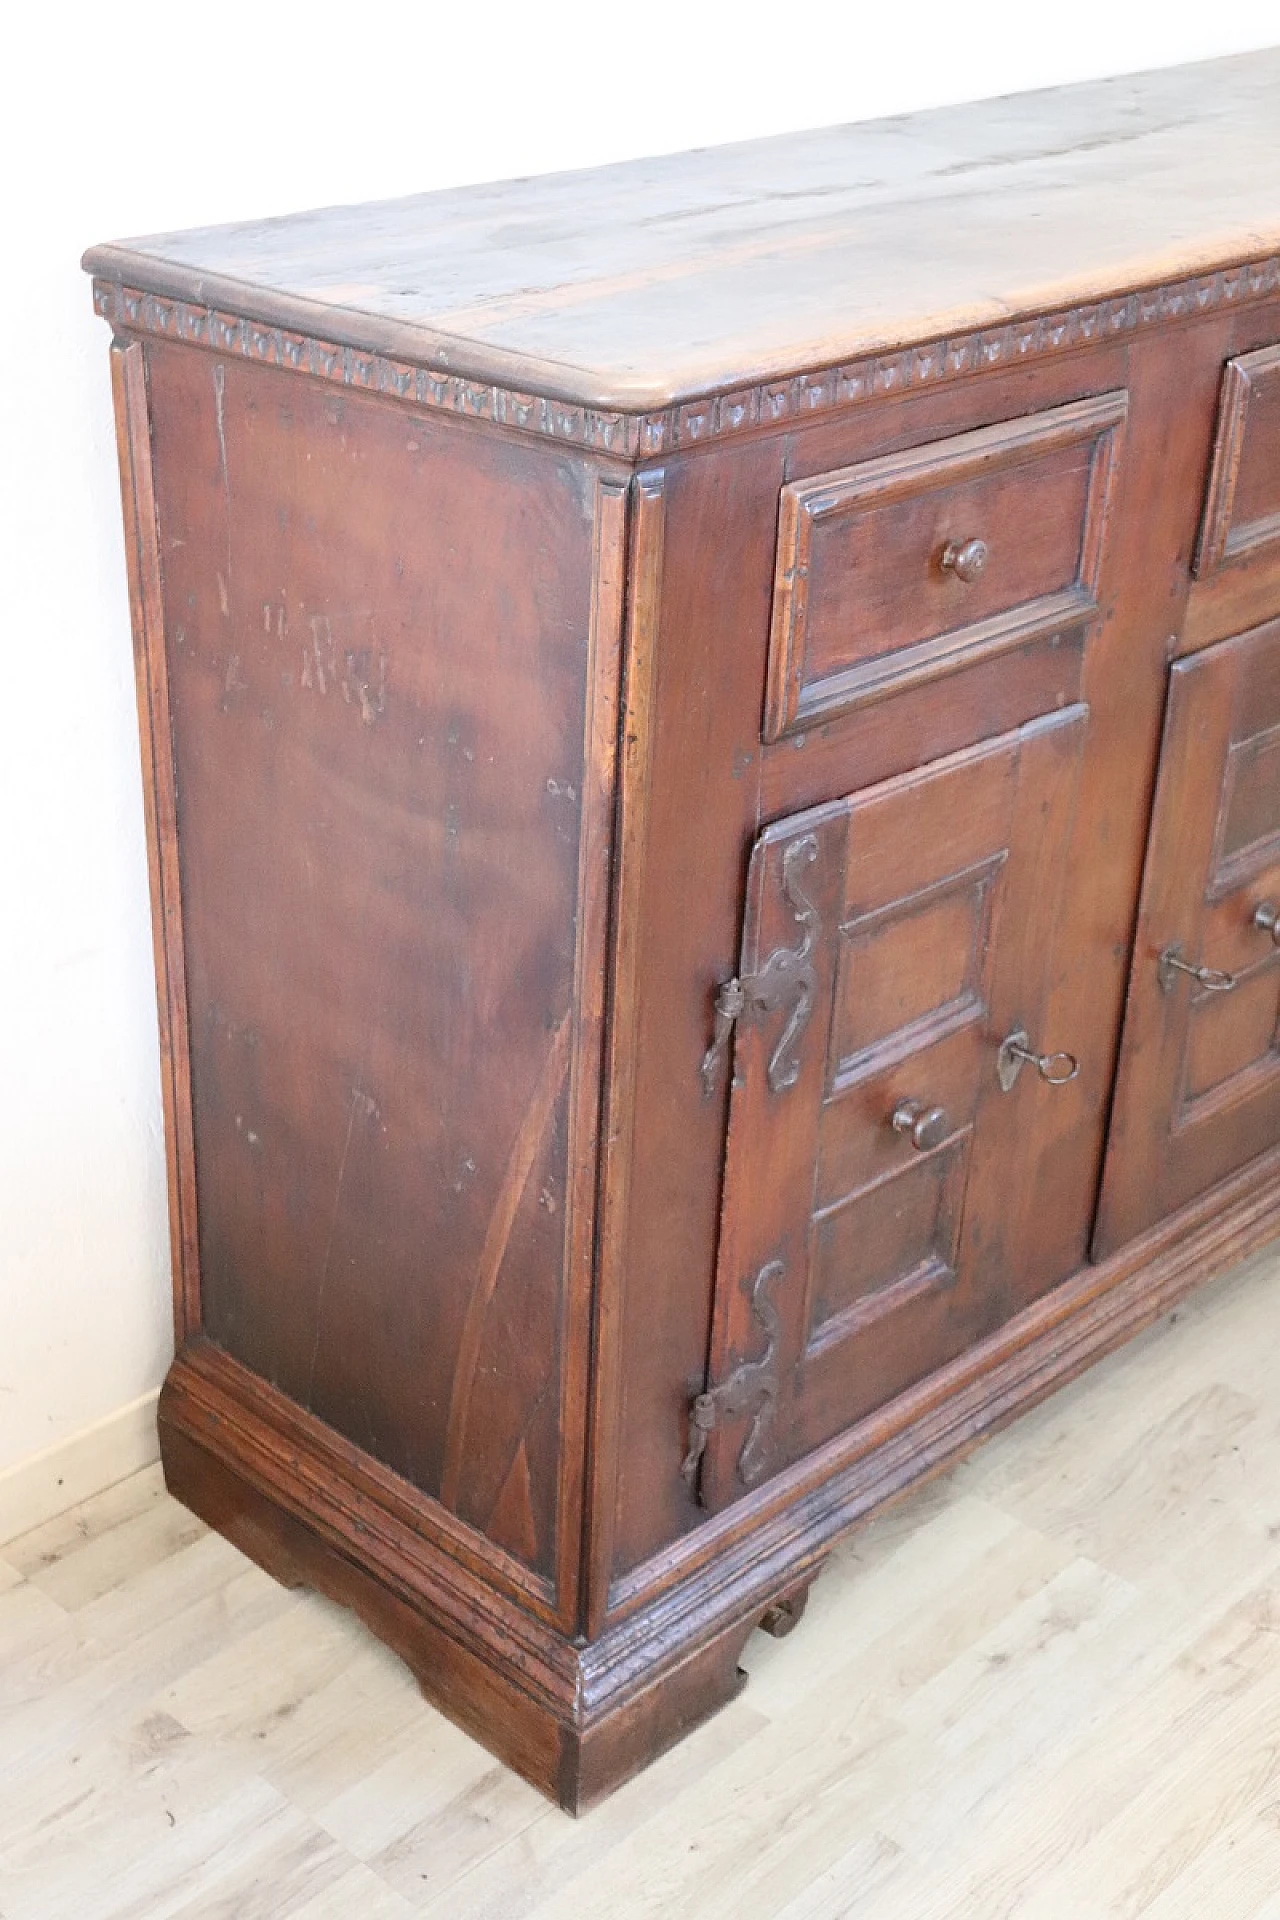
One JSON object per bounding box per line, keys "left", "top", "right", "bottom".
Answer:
{"left": 95, "top": 255, "right": 1280, "bottom": 457}
{"left": 94, "top": 278, "right": 642, "bottom": 455}
{"left": 110, "top": 340, "right": 202, "bottom": 1346}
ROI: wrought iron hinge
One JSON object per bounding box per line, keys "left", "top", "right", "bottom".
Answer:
{"left": 699, "top": 834, "right": 821, "bottom": 1099}
{"left": 681, "top": 1257, "right": 783, "bottom": 1505}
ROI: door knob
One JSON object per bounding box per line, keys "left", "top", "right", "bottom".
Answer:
{"left": 890, "top": 1099, "right": 950, "bottom": 1152}
{"left": 996, "top": 1029, "right": 1080, "bottom": 1093}
{"left": 1254, "top": 901, "right": 1280, "bottom": 945}
{"left": 939, "top": 537, "right": 989, "bottom": 583}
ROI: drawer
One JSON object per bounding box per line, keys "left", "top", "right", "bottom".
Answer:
{"left": 764, "top": 390, "right": 1127, "bottom": 740}
{"left": 1196, "top": 342, "right": 1280, "bottom": 576}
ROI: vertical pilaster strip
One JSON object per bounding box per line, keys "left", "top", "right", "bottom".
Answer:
{"left": 109, "top": 338, "right": 201, "bottom": 1346}
{"left": 582, "top": 467, "right": 667, "bottom": 1638}
{"left": 554, "top": 470, "right": 634, "bottom": 1631}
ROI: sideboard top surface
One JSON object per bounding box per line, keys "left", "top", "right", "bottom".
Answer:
{"left": 85, "top": 49, "right": 1280, "bottom": 412}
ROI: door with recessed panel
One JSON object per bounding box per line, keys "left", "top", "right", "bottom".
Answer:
{"left": 1094, "top": 619, "right": 1280, "bottom": 1256}
{"left": 687, "top": 705, "right": 1088, "bottom": 1511}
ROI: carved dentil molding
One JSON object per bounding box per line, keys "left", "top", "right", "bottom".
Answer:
{"left": 94, "top": 254, "right": 1280, "bottom": 458}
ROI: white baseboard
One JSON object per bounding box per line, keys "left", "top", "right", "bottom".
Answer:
{"left": 0, "top": 1389, "right": 162, "bottom": 1546}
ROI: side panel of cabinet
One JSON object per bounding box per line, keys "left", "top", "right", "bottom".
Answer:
{"left": 138, "top": 337, "right": 625, "bottom": 1616}
{"left": 694, "top": 710, "right": 1086, "bottom": 1510}
{"left": 1095, "top": 619, "right": 1280, "bottom": 1254}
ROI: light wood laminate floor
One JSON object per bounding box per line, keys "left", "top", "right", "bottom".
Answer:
{"left": 6, "top": 1244, "right": 1280, "bottom": 1919}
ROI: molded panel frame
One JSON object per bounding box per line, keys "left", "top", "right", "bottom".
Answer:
{"left": 764, "top": 390, "right": 1127, "bottom": 739}
{"left": 1195, "top": 341, "right": 1280, "bottom": 577}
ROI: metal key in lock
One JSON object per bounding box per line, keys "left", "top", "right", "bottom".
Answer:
{"left": 996, "top": 1028, "right": 1080, "bottom": 1093}
{"left": 1157, "top": 944, "right": 1236, "bottom": 995}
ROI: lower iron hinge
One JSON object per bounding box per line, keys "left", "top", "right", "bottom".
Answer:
{"left": 680, "top": 1256, "right": 783, "bottom": 1505}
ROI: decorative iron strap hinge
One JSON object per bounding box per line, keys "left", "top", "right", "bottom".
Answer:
{"left": 699, "top": 834, "right": 821, "bottom": 1099}
{"left": 681, "top": 1257, "right": 783, "bottom": 1505}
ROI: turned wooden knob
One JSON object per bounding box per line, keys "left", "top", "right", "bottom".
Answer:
{"left": 939, "top": 537, "right": 989, "bottom": 583}
{"left": 891, "top": 1099, "right": 950, "bottom": 1152}
{"left": 1254, "top": 901, "right": 1280, "bottom": 945}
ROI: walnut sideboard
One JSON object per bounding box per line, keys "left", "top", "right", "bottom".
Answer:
{"left": 85, "top": 49, "right": 1280, "bottom": 1810}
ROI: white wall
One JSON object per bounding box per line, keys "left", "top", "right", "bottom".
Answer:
{"left": 2, "top": 0, "right": 1278, "bottom": 1502}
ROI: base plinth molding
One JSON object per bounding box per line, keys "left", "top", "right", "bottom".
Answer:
{"left": 159, "top": 1150, "right": 1280, "bottom": 1812}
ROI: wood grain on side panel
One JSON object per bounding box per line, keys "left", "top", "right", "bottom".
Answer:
{"left": 144, "top": 339, "right": 604, "bottom": 1600}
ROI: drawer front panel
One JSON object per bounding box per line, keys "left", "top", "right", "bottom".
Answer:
{"left": 1095, "top": 617, "right": 1280, "bottom": 1255}
{"left": 764, "top": 391, "right": 1126, "bottom": 738}
{"left": 692, "top": 704, "right": 1087, "bottom": 1511}
{"left": 1197, "top": 343, "right": 1280, "bottom": 575}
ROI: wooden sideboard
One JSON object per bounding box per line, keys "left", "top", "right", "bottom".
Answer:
{"left": 85, "top": 49, "right": 1280, "bottom": 1811}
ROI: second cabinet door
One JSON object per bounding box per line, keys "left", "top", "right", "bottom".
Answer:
{"left": 693, "top": 705, "right": 1087, "bottom": 1512}
{"left": 1094, "top": 617, "right": 1280, "bottom": 1257}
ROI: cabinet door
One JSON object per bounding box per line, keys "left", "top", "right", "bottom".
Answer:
{"left": 1094, "top": 619, "right": 1280, "bottom": 1256}
{"left": 690, "top": 705, "right": 1087, "bottom": 1512}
